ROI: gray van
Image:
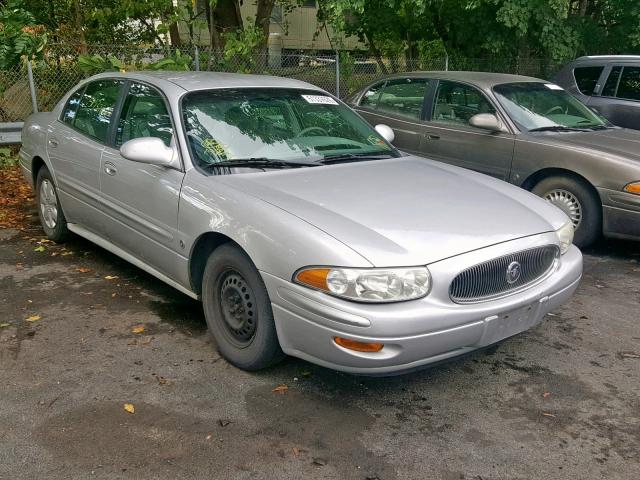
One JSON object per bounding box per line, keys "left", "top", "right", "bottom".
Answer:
{"left": 553, "top": 55, "right": 640, "bottom": 130}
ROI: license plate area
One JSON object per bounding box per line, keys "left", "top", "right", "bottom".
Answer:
{"left": 481, "top": 302, "right": 540, "bottom": 346}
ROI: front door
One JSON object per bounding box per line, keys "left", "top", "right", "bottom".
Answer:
{"left": 421, "top": 80, "right": 515, "bottom": 180}
{"left": 353, "top": 77, "right": 431, "bottom": 155}
{"left": 100, "top": 82, "right": 185, "bottom": 279}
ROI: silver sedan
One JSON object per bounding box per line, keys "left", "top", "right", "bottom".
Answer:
{"left": 19, "top": 72, "right": 582, "bottom": 374}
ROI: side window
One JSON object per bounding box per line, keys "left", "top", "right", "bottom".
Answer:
{"left": 616, "top": 67, "right": 640, "bottom": 101}
{"left": 61, "top": 87, "right": 85, "bottom": 125}
{"left": 359, "top": 82, "right": 385, "bottom": 109}
{"left": 116, "top": 83, "right": 173, "bottom": 147}
{"left": 73, "top": 80, "right": 124, "bottom": 143}
{"left": 376, "top": 78, "right": 429, "bottom": 120}
{"left": 432, "top": 81, "right": 495, "bottom": 126}
{"left": 573, "top": 66, "right": 603, "bottom": 95}
{"left": 602, "top": 66, "right": 622, "bottom": 97}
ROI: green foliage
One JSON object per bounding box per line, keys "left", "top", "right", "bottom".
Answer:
{"left": 147, "top": 50, "right": 192, "bottom": 71}
{"left": 320, "top": 0, "right": 640, "bottom": 63}
{"left": 77, "top": 54, "right": 124, "bottom": 74}
{"left": 0, "top": 0, "right": 47, "bottom": 68}
{"left": 220, "top": 24, "right": 264, "bottom": 73}
{"left": 0, "top": 148, "right": 18, "bottom": 168}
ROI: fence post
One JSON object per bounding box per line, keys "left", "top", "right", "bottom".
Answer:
{"left": 26, "top": 60, "right": 39, "bottom": 114}
{"left": 194, "top": 45, "right": 200, "bottom": 71}
{"left": 445, "top": 53, "right": 449, "bottom": 71}
{"left": 335, "top": 51, "right": 340, "bottom": 98}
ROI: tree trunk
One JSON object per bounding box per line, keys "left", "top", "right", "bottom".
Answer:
{"left": 169, "top": 23, "right": 182, "bottom": 46}
{"left": 364, "top": 32, "right": 389, "bottom": 75}
{"left": 255, "top": 0, "right": 276, "bottom": 56}
{"left": 73, "top": 0, "right": 87, "bottom": 54}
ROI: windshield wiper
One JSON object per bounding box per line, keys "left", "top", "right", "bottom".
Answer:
{"left": 319, "top": 152, "right": 395, "bottom": 164}
{"left": 528, "top": 126, "right": 589, "bottom": 133}
{"left": 204, "top": 157, "right": 320, "bottom": 169}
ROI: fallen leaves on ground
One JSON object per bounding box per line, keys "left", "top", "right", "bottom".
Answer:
{"left": 123, "top": 403, "right": 135, "bottom": 414}
{"left": 272, "top": 384, "right": 289, "bottom": 394}
{"left": 542, "top": 412, "right": 556, "bottom": 418}
{"left": 620, "top": 352, "right": 640, "bottom": 359}
{"left": 131, "top": 325, "right": 145, "bottom": 334}
{"left": 0, "top": 323, "right": 11, "bottom": 328}
{"left": 542, "top": 392, "right": 552, "bottom": 398}
{"left": 76, "top": 267, "right": 91, "bottom": 273}
{"left": 0, "top": 165, "right": 34, "bottom": 229}
{"left": 34, "top": 246, "right": 45, "bottom": 252}
{"left": 25, "top": 315, "right": 41, "bottom": 322}
{"left": 104, "top": 275, "right": 119, "bottom": 280}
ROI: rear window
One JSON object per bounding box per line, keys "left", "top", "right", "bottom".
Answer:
{"left": 573, "top": 66, "right": 603, "bottom": 95}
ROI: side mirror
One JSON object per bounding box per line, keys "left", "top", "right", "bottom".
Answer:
{"left": 375, "top": 124, "right": 395, "bottom": 143}
{"left": 120, "top": 137, "right": 174, "bottom": 167}
{"left": 469, "top": 113, "right": 506, "bottom": 132}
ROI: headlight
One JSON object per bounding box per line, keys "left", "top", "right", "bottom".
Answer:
{"left": 555, "top": 221, "right": 574, "bottom": 254}
{"left": 623, "top": 181, "right": 640, "bottom": 195}
{"left": 294, "top": 266, "right": 431, "bottom": 302}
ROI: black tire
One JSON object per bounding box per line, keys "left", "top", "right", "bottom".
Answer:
{"left": 532, "top": 175, "right": 601, "bottom": 248}
{"left": 35, "top": 166, "right": 69, "bottom": 243}
{"left": 201, "top": 244, "right": 284, "bottom": 370}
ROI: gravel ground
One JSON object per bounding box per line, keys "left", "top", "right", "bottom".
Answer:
{"left": 1, "top": 196, "right": 639, "bottom": 480}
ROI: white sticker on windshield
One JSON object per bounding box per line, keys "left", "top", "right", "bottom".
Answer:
{"left": 301, "top": 94, "right": 338, "bottom": 105}
{"left": 544, "top": 83, "right": 564, "bottom": 90}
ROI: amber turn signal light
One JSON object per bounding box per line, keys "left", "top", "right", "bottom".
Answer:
{"left": 334, "top": 337, "right": 384, "bottom": 352}
{"left": 295, "top": 268, "right": 330, "bottom": 290}
{"left": 623, "top": 182, "right": 640, "bottom": 195}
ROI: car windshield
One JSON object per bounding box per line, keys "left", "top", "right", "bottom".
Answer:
{"left": 493, "top": 82, "right": 608, "bottom": 131}
{"left": 182, "top": 88, "right": 397, "bottom": 167}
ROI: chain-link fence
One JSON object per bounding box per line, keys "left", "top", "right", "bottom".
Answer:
{"left": 0, "top": 43, "right": 564, "bottom": 128}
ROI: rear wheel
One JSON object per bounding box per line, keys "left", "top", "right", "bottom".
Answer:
{"left": 532, "top": 175, "right": 601, "bottom": 248}
{"left": 36, "top": 166, "right": 69, "bottom": 243}
{"left": 201, "top": 244, "right": 284, "bottom": 370}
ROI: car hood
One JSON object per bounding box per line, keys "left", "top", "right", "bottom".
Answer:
{"left": 216, "top": 156, "right": 567, "bottom": 266}
{"left": 529, "top": 128, "right": 640, "bottom": 163}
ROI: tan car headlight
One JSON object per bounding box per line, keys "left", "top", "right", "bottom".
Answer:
{"left": 294, "top": 266, "right": 431, "bottom": 302}
{"left": 556, "top": 221, "right": 574, "bottom": 254}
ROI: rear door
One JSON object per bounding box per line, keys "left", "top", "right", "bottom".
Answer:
{"left": 420, "top": 80, "right": 515, "bottom": 180}
{"left": 46, "top": 79, "right": 124, "bottom": 233}
{"left": 590, "top": 64, "right": 640, "bottom": 129}
{"left": 99, "top": 81, "right": 185, "bottom": 279}
{"left": 352, "top": 77, "right": 431, "bottom": 155}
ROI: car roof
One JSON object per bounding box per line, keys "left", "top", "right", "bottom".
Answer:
{"left": 574, "top": 55, "right": 640, "bottom": 63}
{"left": 376, "top": 71, "right": 545, "bottom": 89}
{"left": 89, "top": 71, "right": 325, "bottom": 93}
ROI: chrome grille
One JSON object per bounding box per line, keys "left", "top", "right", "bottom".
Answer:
{"left": 449, "top": 245, "right": 560, "bottom": 304}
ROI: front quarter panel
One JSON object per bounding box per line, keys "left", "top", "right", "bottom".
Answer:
{"left": 511, "top": 135, "right": 640, "bottom": 193}
{"left": 178, "top": 169, "right": 373, "bottom": 288}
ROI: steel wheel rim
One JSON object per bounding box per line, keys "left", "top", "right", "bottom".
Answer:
{"left": 39, "top": 179, "right": 58, "bottom": 230}
{"left": 544, "top": 189, "right": 582, "bottom": 229}
{"left": 218, "top": 270, "right": 257, "bottom": 347}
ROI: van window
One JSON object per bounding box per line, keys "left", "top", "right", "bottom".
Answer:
{"left": 616, "top": 67, "right": 640, "bottom": 101}
{"left": 573, "top": 66, "right": 603, "bottom": 95}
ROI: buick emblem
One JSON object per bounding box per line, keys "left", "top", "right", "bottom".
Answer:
{"left": 506, "top": 261, "right": 522, "bottom": 284}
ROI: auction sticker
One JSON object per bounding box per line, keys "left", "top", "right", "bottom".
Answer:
{"left": 301, "top": 94, "right": 339, "bottom": 105}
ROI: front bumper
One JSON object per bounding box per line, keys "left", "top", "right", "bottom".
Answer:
{"left": 598, "top": 187, "right": 640, "bottom": 241}
{"left": 262, "top": 233, "right": 583, "bottom": 375}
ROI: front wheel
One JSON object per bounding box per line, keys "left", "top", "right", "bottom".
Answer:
{"left": 36, "top": 166, "right": 69, "bottom": 243}
{"left": 201, "top": 244, "right": 284, "bottom": 370}
{"left": 532, "top": 176, "right": 601, "bottom": 248}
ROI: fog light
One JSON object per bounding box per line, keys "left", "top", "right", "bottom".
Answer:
{"left": 334, "top": 337, "right": 384, "bottom": 352}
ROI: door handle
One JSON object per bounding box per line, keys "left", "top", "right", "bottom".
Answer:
{"left": 48, "top": 138, "right": 59, "bottom": 148}
{"left": 104, "top": 163, "right": 117, "bottom": 176}
{"left": 426, "top": 134, "right": 440, "bottom": 140}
